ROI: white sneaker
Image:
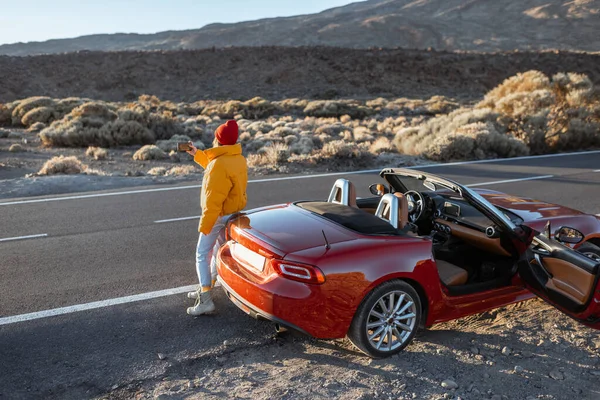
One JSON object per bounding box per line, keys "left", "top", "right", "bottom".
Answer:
{"left": 187, "top": 291, "right": 215, "bottom": 316}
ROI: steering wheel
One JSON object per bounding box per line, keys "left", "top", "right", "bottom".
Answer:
{"left": 404, "top": 190, "right": 424, "bottom": 223}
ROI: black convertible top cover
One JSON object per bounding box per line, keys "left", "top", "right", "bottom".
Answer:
{"left": 295, "top": 201, "right": 399, "bottom": 235}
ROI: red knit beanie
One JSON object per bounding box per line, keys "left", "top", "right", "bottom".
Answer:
{"left": 215, "top": 120, "right": 239, "bottom": 145}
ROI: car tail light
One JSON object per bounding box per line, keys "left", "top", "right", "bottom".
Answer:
{"left": 271, "top": 260, "right": 326, "bottom": 285}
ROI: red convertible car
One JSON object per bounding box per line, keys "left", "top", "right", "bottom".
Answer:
{"left": 215, "top": 168, "right": 600, "bottom": 358}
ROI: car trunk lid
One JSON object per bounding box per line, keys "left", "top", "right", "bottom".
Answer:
{"left": 227, "top": 203, "right": 359, "bottom": 257}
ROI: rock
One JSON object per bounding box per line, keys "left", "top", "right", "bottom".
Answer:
{"left": 526, "top": 396, "right": 537, "bottom": 400}
{"left": 7, "top": 132, "right": 22, "bottom": 139}
{"left": 111, "top": 384, "right": 119, "bottom": 390}
{"left": 501, "top": 346, "right": 511, "bottom": 355}
{"left": 157, "top": 353, "right": 167, "bottom": 360}
{"left": 467, "top": 383, "right": 474, "bottom": 392}
{"left": 441, "top": 379, "right": 458, "bottom": 390}
{"left": 472, "top": 389, "right": 481, "bottom": 397}
{"left": 483, "top": 373, "right": 490, "bottom": 379}
{"left": 470, "top": 347, "right": 479, "bottom": 354}
{"left": 549, "top": 370, "right": 564, "bottom": 380}
{"left": 514, "top": 365, "right": 524, "bottom": 373}
{"left": 223, "top": 340, "right": 231, "bottom": 346}
{"left": 491, "top": 395, "right": 502, "bottom": 400}
{"left": 216, "top": 356, "right": 227, "bottom": 363}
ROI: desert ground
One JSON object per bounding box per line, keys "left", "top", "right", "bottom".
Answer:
{"left": 103, "top": 298, "right": 600, "bottom": 400}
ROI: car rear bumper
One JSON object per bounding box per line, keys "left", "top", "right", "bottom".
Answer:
{"left": 217, "top": 276, "right": 310, "bottom": 336}
{"left": 216, "top": 242, "right": 349, "bottom": 339}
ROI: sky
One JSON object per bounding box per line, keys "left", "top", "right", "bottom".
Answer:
{"left": 0, "top": 0, "right": 361, "bottom": 46}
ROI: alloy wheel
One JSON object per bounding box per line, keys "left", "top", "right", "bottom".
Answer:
{"left": 365, "top": 290, "right": 417, "bottom": 352}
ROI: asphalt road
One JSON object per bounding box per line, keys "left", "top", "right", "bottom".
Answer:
{"left": 1, "top": 151, "right": 600, "bottom": 399}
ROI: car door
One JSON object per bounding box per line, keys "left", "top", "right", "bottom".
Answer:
{"left": 518, "top": 233, "right": 600, "bottom": 329}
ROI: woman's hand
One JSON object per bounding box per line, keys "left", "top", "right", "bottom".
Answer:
{"left": 186, "top": 142, "right": 198, "bottom": 156}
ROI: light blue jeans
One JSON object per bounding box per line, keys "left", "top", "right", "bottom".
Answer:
{"left": 195, "top": 215, "right": 231, "bottom": 288}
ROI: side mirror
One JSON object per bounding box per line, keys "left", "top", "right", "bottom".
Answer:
{"left": 554, "top": 226, "right": 584, "bottom": 244}
{"left": 369, "top": 183, "right": 389, "bottom": 196}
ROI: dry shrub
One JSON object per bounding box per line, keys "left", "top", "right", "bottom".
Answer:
{"left": 38, "top": 156, "right": 85, "bottom": 175}
{"left": 384, "top": 96, "right": 459, "bottom": 116}
{"left": 71, "top": 102, "right": 118, "bottom": 120}
{"left": 247, "top": 143, "right": 290, "bottom": 167}
{"left": 201, "top": 98, "right": 275, "bottom": 120}
{"left": 9, "top": 144, "right": 24, "bottom": 152}
{"left": 147, "top": 111, "right": 185, "bottom": 140}
{"left": 28, "top": 122, "right": 46, "bottom": 132}
{"left": 426, "top": 122, "right": 529, "bottom": 162}
{"left": 86, "top": 146, "right": 108, "bottom": 160}
{"left": 11, "top": 97, "right": 56, "bottom": 126}
{"left": 148, "top": 167, "right": 167, "bottom": 176}
{"left": 0, "top": 103, "right": 16, "bottom": 125}
{"left": 370, "top": 137, "right": 395, "bottom": 154}
{"left": 289, "top": 135, "right": 315, "bottom": 155}
{"left": 478, "top": 71, "right": 551, "bottom": 110}
{"left": 315, "top": 123, "right": 347, "bottom": 136}
{"left": 353, "top": 126, "right": 375, "bottom": 142}
{"left": 22, "top": 107, "right": 55, "bottom": 127}
{"left": 273, "top": 98, "right": 309, "bottom": 114}
{"left": 166, "top": 165, "right": 196, "bottom": 176}
{"left": 100, "top": 120, "right": 154, "bottom": 147}
{"left": 55, "top": 98, "right": 86, "bottom": 115}
{"left": 394, "top": 107, "right": 500, "bottom": 156}
{"left": 303, "top": 100, "right": 372, "bottom": 119}
{"left": 132, "top": 145, "right": 168, "bottom": 161}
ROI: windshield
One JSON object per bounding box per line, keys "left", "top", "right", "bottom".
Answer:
{"left": 385, "top": 174, "right": 439, "bottom": 193}
{"left": 383, "top": 170, "right": 518, "bottom": 231}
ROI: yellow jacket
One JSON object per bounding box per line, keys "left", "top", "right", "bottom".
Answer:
{"left": 194, "top": 143, "right": 248, "bottom": 234}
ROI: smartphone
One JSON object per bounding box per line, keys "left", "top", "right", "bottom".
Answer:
{"left": 177, "top": 142, "right": 193, "bottom": 152}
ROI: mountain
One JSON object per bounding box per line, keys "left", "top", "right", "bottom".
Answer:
{"left": 1, "top": 0, "right": 599, "bottom": 56}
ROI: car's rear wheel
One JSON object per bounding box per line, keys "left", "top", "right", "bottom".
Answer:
{"left": 347, "top": 280, "right": 421, "bottom": 358}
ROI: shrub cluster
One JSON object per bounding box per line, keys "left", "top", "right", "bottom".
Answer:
{"left": 394, "top": 70, "right": 600, "bottom": 161}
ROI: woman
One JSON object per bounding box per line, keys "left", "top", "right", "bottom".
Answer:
{"left": 185, "top": 120, "right": 248, "bottom": 316}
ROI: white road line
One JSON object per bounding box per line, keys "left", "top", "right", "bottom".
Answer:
{"left": 466, "top": 175, "right": 554, "bottom": 187}
{"left": 0, "top": 185, "right": 202, "bottom": 206}
{"left": 416, "top": 149, "right": 600, "bottom": 168}
{"left": 154, "top": 216, "right": 200, "bottom": 223}
{"left": 2, "top": 149, "right": 600, "bottom": 206}
{"left": 0, "top": 284, "right": 197, "bottom": 326}
{"left": 0, "top": 233, "right": 48, "bottom": 242}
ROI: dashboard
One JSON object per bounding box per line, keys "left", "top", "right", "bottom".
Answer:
{"left": 429, "top": 194, "right": 523, "bottom": 239}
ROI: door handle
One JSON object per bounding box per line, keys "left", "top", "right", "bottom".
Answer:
{"left": 532, "top": 247, "right": 551, "bottom": 255}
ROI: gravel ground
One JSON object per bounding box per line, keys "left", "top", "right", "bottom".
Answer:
{"left": 102, "top": 299, "right": 599, "bottom": 400}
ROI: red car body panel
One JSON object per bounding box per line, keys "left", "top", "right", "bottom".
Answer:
{"left": 479, "top": 190, "right": 600, "bottom": 245}
{"left": 217, "top": 187, "right": 600, "bottom": 339}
